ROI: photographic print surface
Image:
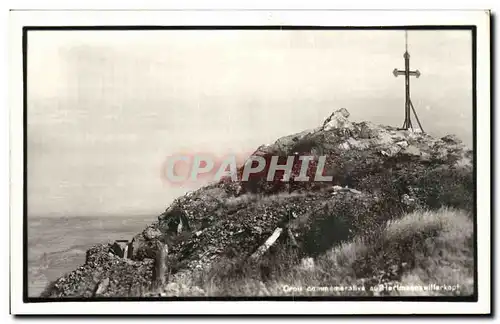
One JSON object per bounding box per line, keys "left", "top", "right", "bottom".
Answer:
{"left": 26, "top": 27, "right": 475, "bottom": 301}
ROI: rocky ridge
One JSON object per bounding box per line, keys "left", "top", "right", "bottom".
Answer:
{"left": 42, "top": 108, "right": 473, "bottom": 298}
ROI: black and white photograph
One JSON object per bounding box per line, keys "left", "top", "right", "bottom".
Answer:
{"left": 9, "top": 9, "right": 491, "bottom": 315}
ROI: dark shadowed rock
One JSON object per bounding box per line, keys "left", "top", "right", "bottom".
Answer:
{"left": 110, "top": 240, "right": 128, "bottom": 258}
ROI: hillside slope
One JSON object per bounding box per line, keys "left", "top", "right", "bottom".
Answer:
{"left": 153, "top": 208, "right": 473, "bottom": 297}
{"left": 42, "top": 108, "right": 474, "bottom": 298}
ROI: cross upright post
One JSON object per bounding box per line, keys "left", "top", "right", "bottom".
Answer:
{"left": 392, "top": 31, "right": 424, "bottom": 132}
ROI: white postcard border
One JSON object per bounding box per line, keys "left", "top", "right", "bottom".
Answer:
{"left": 9, "top": 9, "right": 491, "bottom": 315}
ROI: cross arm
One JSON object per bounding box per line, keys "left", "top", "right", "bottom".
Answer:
{"left": 392, "top": 68, "right": 421, "bottom": 78}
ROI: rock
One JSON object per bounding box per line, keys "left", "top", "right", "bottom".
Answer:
{"left": 252, "top": 226, "right": 263, "bottom": 235}
{"left": 380, "top": 144, "right": 403, "bottom": 157}
{"left": 110, "top": 240, "right": 129, "bottom": 258}
{"left": 144, "top": 226, "right": 162, "bottom": 240}
{"left": 441, "top": 134, "right": 461, "bottom": 144}
{"left": 402, "top": 145, "right": 422, "bottom": 157}
{"left": 323, "top": 108, "right": 352, "bottom": 131}
{"left": 189, "top": 286, "right": 205, "bottom": 296}
{"left": 346, "top": 137, "right": 370, "bottom": 150}
{"left": 128, "top": 233, "right": 156, "bottom": 261}
{"left": 356, "top": 122, "right": 382, "bottom": 139}
{"left": 395, "top": 140, "right": 409, "bottom": 148}
{"left": 338, "top": 142, "right": 350, "bottom": 150}
{"left": 274, "top": 130, "right": 313, "bottom": 154}
{"left": 43, "top": 245, "right": 155, "bottom": 298}
{"left": 153, "top": 242, "right": 169, "bottom": 289}
{"left": 401, "top": 194, "right": 416, "bottom": 207}
{"left": 455, "top": 156, "right": 472, "bottom": 168}
{"left": 94, "top": 278, "right": 109, "bottom": 296}
{"left": 164, "top": 282, "right": 180, "bottom": 294}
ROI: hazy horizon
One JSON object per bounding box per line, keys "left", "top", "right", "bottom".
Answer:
{"left": 27, "top": 29, "right": 473, "bottom": 218}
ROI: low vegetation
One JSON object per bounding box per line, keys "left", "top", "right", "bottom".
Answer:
{"left": 157, "top": 208, "right": 473, "bottom": 297}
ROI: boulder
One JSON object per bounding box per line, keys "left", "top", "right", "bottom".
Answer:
{"left": 144, "top": 226, "right": 162, "bottom": 240}
{"left": 128, "top": 233, "right": 154, "bottom": 261}
{"left": 441, "top": 134, "right": 461, "bottom": 144}
{"left": 322, "top": 108, "right": 352, "bottom": 131}
{"left": 93, "top": 278, "right": 109, "bottom": 296}
{"left": 110, "top": 240, "right": 129, "bottom": 258}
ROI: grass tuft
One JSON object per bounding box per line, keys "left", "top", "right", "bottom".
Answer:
{"left": 155, "top": 207, "right": 473, "bottom": 297}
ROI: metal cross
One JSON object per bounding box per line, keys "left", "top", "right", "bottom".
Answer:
{"left": 392, "top": 31, "right": 424, "bottom": 132}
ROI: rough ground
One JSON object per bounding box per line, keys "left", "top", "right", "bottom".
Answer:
{"left": 41, "top": 108, "right": 473, "bottom": 298}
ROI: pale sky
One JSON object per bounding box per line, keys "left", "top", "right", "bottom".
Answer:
{"left": 27, "top": 29, "right": 473, "bottom": 217}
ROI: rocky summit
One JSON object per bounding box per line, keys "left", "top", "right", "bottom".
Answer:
{"left": 42, "top": 108, "right": 473, "bottom": 298}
